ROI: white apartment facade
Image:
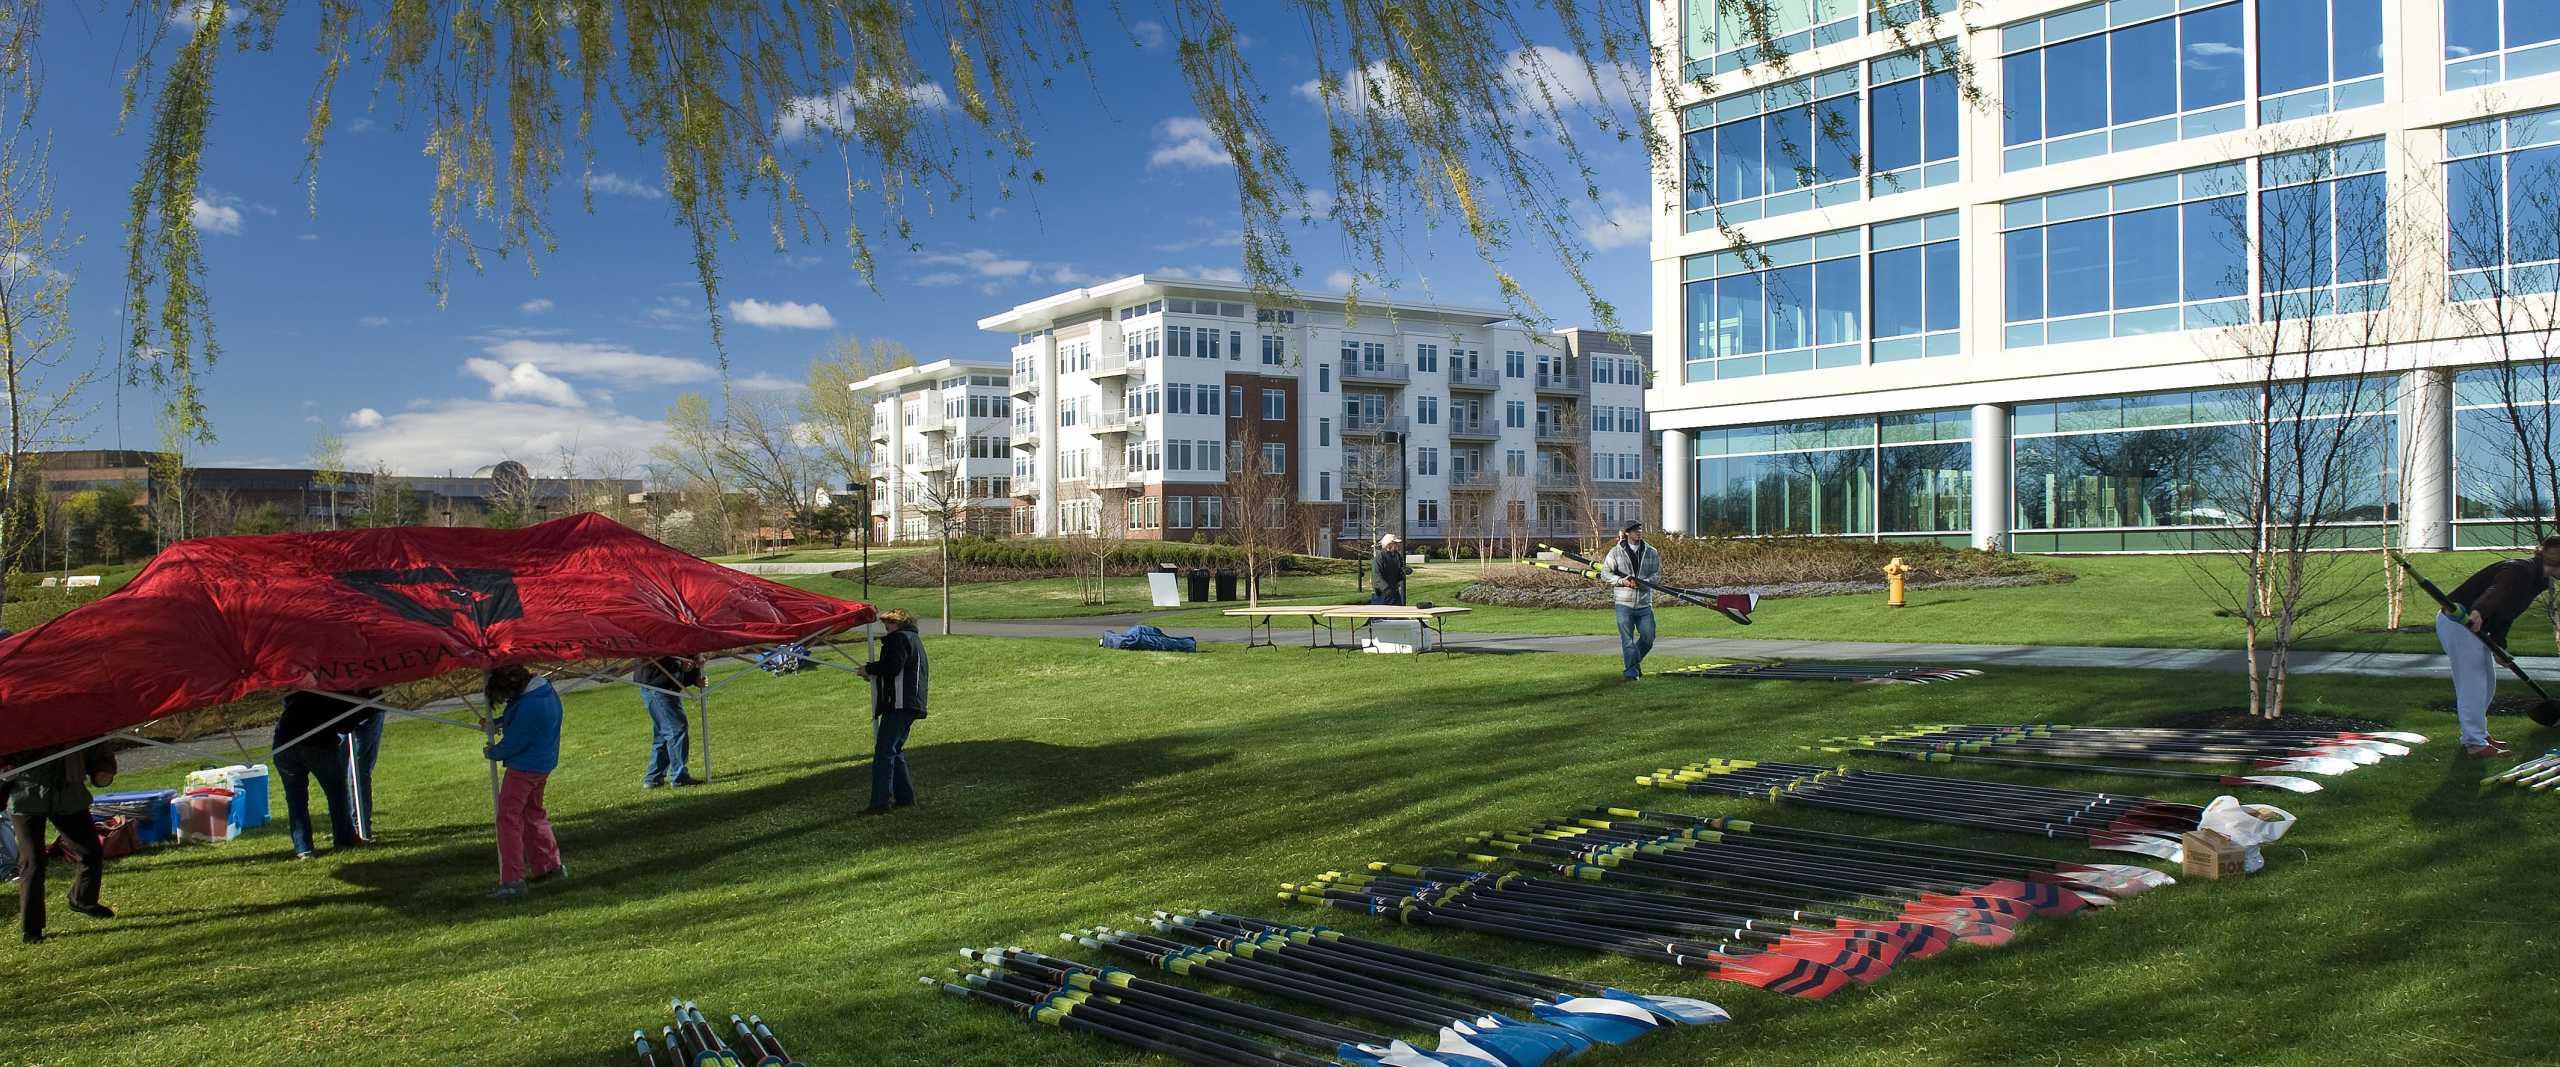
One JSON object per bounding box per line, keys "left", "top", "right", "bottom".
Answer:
{"left": 852, "top": 359, "right": 1017, "bottom": 542}
{"left": 1652, "top": 0, "right": 2560, "bottom": 552}
{"left": 978, "top": 275, "right": 1655, "bottom": 550}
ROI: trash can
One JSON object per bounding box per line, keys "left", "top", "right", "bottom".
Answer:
{"left": 1185, "top": 567, "right": 1210, "bottom": 603}
{"left": 1214, "top": 569, "right": 1238, "bottom": 601}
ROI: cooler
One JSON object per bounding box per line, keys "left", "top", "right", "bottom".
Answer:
{"left": 177, "top": 789, "right": 241, "bottom": 843}
{"left": 92, "top": 790, "right": 181, "bottom": 847}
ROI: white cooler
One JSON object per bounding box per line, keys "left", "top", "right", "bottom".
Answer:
{"left": 1361, "top": 619, "right": 1425, "bottom": 654}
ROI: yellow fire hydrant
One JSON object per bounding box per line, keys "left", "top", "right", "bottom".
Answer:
{"left": 1883, "top": 556, "right": 1911, "bottom": 608}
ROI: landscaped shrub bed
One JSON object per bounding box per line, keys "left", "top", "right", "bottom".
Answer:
{"left": 1460, "top": 537, "right": 2064, "bottom": 608}
{"left": 857, "top": 538, "right": 1358, "bottom": 586}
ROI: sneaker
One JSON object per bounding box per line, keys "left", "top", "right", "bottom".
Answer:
{"left": 671, "top": 775, "right": 706, "bottom": 788}
{"left": 856, "top": 805, "right": 892, "bottom": 817}
{"left": 20, "top": 931, "right": 39, "bottom": 945}
{"left": 66, "top": 902, "right": 112, "bottom": 920}
{"left": 294, "top": 851, "right": 318, "bottom": 861}
{"left": 528, "top": 864, "right": 569, "bottom": 884}
{"left": 486, "top": 882, "right": 527, "bottom": 901}
{"left": 2464, "top": 741, "right": 2513, "bottom": 759}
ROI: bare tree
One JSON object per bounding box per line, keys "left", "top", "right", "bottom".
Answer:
{"left": 1222, "top": 418, "right": 1301, "bottom": 606}
{"left": 1342, "top": 439, "right": 1403, "bottom": 554}
{"left": 653, "top": 393, "right": 736, "bottom": 555}
{"left": 905, "top": 468, "right": 971, "bottom": 635}
{"left": 309, "top": 430, "right": 349, "bottom": 530}
{"left": 804, "top": 336, "right": 917, "bottom": 494}
{"left": 0, "top": 116, "right": 92, "bottom": 605}
{"left": 1064, "top": 492, "right": 1127, "bottom": 607}
{"left": 715, "top": 393, "right": 817, "bottom": 546}
{"left": 2187, "top": 129, "right": 2417, "bottom": 719}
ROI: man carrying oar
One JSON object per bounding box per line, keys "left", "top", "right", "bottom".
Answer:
{"left": 2435, "top": 537, "right": 2560, "bottom": 758}
{"left": 1600, "top": 522, "right": 1659, "bottom": 680}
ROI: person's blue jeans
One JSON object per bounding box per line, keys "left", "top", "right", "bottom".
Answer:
{"left": 1616, "top": 603, "right": 1657, "bottom": 679}
{"left": 2437, "top": 612, "right": 2499, "bottom": 746}
{"left": 870, "top": 712, "right": 922, "bottom": 809}
{"left": 0, "top": 814, "right": 17, "bottom": 879}
{"left": 349, "top": 713, "right": 384, "bottom": 839}
{"left": 643, "top": 689, "right": 691, "bottom": 786}
{"left": 273, "top": 743, "right": 357, "bottom": 855}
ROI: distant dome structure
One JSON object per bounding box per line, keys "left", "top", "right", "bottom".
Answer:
{"left": 489, "top": 460, "right": 533, "bottom": 507}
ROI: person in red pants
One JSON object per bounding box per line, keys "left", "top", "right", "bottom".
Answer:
{"left": 4, "top": 742, "right": 118, "bottom": 944}
{"left": 479, "top": 666, "right": 565, "bottom": 901}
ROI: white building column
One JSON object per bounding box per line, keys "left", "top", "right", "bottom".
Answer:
{"left": 2402, "top": 367, "right": 2455, "bottom": 551}
{"left": 1970, "top": 403, "right": 2011, "bottom": 552}
{"left": 1034, "top": 333, "right": 1061, "bottom": 536}
{"left": 883, "top": 393, "right": 907, "bottom": 542}
{"left": 1660, "top": 428, "right": 1694, "bottom": 534}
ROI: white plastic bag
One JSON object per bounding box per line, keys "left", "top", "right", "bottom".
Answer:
{"left": 2198, "top": 795, "right": 2296, "bottom": 873}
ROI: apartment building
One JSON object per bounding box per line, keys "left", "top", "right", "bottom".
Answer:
{"left": 1652, "top": 0, "right": 2560, "bottom": 552}
{"left": 852, "top": 359, "right": 1017, "bottom": 542}
{"left": 978, "top": 275, "right": 1654, "bottom": 551}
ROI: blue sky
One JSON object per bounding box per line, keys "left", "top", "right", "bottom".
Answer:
{"left": 30, "top": 6, "right": 1655, "bottom": 475}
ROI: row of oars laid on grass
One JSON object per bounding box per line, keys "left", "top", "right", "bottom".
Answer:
{"left": 1657, "top": 662, "right": 1982, "bottom": 685}
{"left": 932, "top": 916, "right": 1732, "bottom": 1067}
{"left": 633, "top": 1001, "right": 800, "bottom": 1067}
{"left": 1852, "top": 723, "right": 2420, "bottom": 767}
{"left": 1809, "top": 744, "right": 2330, "bottom": 795}
{"left": 1642, "top": 760, "right": 2206, "bottom": 860}
{"left": 2488, "top": 749, "right": 2560, "bottom": 791}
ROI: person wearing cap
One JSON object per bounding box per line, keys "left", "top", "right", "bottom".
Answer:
{"left": 1370, "top": 533, "right": 1411, "bottom": 606}
{"left": 2436, "top": 536, "right": 2560, "bottom": 758}
{"left": 1599, "top": 521, "right": 1661, "bottom": 680}
{"left": 859, "top": 608, "right": 930, "bottom": 816}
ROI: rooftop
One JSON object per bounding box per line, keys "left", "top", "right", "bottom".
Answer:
{"left": 974, "top": 273, "right": 1519, "bottom": 334}
{"left": 848, "top": 357, "right": 1014, "bottom": 397}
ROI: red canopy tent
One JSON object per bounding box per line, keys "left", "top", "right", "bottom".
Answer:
{"left": 0, "top": 513, "right": 875, "bottom": 757}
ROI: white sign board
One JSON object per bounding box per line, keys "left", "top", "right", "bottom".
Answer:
{"left": 64, "top": 575, "right": 101, "bottom": 588}
{"left": 1146, "top": 570, "right": 1182, "bottom": 608}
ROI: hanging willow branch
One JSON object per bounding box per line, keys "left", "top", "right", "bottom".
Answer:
{"left": 104, "top": 0, "right": 1975, "bottom": 437}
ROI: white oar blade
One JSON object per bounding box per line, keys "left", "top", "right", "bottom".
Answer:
{"left": 2318, "top": 745, "right": 2385, "bottom": 765}
{"left": 2091, "top": 836, "right": 2181, "bottom": 860}
{"left": 2360, "top": 731, "right": 2428, "bottom": 744}
{"left": 2237, "top": 774, "right": 2323, "bottom": 794}
{"left": 2266, "top": 756, "right": 2359, "bottom": 776}
{"left": 2060, "top": 866, "right": 2173, "bottom": 898}
{"left": 2345, "top": 740, "right": 2411, "bottom": 757}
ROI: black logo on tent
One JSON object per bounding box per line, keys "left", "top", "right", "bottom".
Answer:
{"left": 335, "top": 566, "right": 525, "bottom": 634}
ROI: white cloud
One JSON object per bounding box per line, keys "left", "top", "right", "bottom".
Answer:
{"left": 584, "top": 172, "right": 666, "bottom": 200}
{"left": 1295, "top": 61, "right": 1408, "bottom": 111}
{"left": 189, "top": 196, "right": 243, "bottom": 236}
{"left": 727, "top": 298, "right": 836, "bottom": 330}
{"left": 482, "top": 339, "right": 714, "bottom": 384}
{"left": 170, "top": 1, "right": 243, "bottom": 31}
{"left": 343, "top": 400, "right": 666, "bottom": 475}
{"left": 913, "top": 248, "right": 1103, "bottom": 291}
{"left": 915, "top": 272, "right": 968, "bottom": 287}
{"left": 1324, "top": 269, "right": 1358, "bottom": 291}
{"left": 1499, "top": 45, "right": 1639, "bottom": 116}
{"left": 1157, "top": 264, "right": 1246, "bottom": 283}
{"left": 777, "top": 80, "right": 952, "bottom": 141}
{"left": 737, "top": 372, "right": 806, "bottom": 393}
{"left": 345, "top": 407, "right": 385, "bottom": 430}
{"left": 1149, "top": 117, "right": 1233, "bottom": 169}
{"left": 464, "top": 358, "right": 584, "bottom": 407}
{"left": 921, "top": 248, "right": 1033, "bottom": 277}
{"left": 1132, "top": 20, "right": 1168, "bottom": 48}
{"left": 519, "top": 298, "right": 554, "bottom": 315}
{"left": 1048, "top": 265, "right": 1107, "bottom": 286}
{"left": 1154, "top": 231, "right": 1244, "bottom": 254}
{"left": 358, "top": 315, "right": 391, "bottom": 328}
{"left": 297, "top": 232, "right": 320, "bottom": 242}
{"left": 347, "top": 117, "right": 377, "bottom": 134}
{"left": 1576, "top": 190, "right": 1650, "bottom": 251}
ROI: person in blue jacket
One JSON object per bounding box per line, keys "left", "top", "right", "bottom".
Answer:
{"left": 479, "top": 666, "right": 566, "bottom": 901}
{"left": 858, "top": 609, "right": 928, "bottom": 816}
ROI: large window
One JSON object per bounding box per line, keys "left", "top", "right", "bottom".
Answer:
{"left": 1868, "top": 51, "right": 1959, "bottom": 196}
{"left": 1682, "top": 227, "right": 1862, "bottom": 382}
{"left": 2258, "top": 0, "right": 2382, "bottom": 123}
{"left": 1691, "top": 411, "right": 1973, "bottom": 540}
{"left": 2453, "top": 367, "right": 2560, "bottom": 545}
{"left": 1879, "top": 410, "right": 1972, "bottom": 537}
{"left": 2258, "top": 137, "right": 2387, "bottom": 318}
{"left": 1680, "top": 0, "right": 1862, "bottom": 78}
{"left": 2446, "top": 0, "right": 2560, "bottom": 89}
{"left": 2010, "top": 383, "right": 2393, "bottom": 551}
{"left": 1999, "top": 2, "right": 2243, "bottom": 173}
{"left": 1681, "top": 67, "right": 1861, "bottom": 229}
{"left": 1870, "top": 211, "right": 1961, "bottom": 361}
{"left": 2446, "top": 105, "right": 2560, "bottom": 301}
{"left": 2001, "top": 162, "right": 2247, "bottom": 348}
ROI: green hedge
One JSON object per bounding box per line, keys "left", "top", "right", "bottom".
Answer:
{"left": 945, "top": 538, "right": 1349, "bottom": 574}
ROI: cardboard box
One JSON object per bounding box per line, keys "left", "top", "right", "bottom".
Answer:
{"left": 2181, "top": 828, "right": 2249, "bottom": 880}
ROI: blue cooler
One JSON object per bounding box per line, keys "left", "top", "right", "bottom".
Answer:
{"left": 232, "top": 765, "right": 271, "bottom": 829}
{"left": 93, "top": 790, "right": 180, "bottom": 846}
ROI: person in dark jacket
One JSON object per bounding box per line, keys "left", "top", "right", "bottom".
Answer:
{"left": 274, "top": 690, "right": 365, "bottom": 859}
{"left": 5, "top": 742, "right": 117, "bottom": 943}
{"left": 2436, "top": 536, "right": 2560, "bottom": 758}
{"left": 1370, "top": 533, "right": 1411, "bottom": 606}
{"left": 634, "top": 656, "right": 705, "bottom": 788}
{"left": 859, "top": 609, "right": 929, "bottom": 816}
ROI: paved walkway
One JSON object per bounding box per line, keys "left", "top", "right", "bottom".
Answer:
{"left": 953, "top": 617, "right": 2551, "bottom": 681}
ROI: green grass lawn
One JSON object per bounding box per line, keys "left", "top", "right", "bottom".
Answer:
{"left": 15, "top": 637, "right": 2557, "bottom": 1066}
{"left": 1148, "top": 552, "right": 2560, "bottom": 656}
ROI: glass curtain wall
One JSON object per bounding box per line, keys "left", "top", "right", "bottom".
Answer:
{"left": 1693, "top": 410, "right": 1972, "bottom": 541}
{"left": 2453, "top": 366, "right": 2560, "bottom": 546}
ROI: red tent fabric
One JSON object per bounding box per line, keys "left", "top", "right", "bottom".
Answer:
{"left": 0, "top": 513, "right": 873, "bottom": 754}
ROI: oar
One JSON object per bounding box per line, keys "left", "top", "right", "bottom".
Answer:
{"left": 1644, "top": 771, "right": 2185, "bottom": 859}
{"left": 968, "top": 947, "right": 1414, "bottom": 1052}
{"left": 1586, "top": 807, "right": 2174, "bottom": 897}
{"left": 1531, "top": 544, "right": 1758, "bottom": 624}
{"left": 1830, "top": 733, "right": 2369, "bottom": 776}
{"left": 1932, "top": 721, "right": 2426, "bottom": 749}
{"left": 633, "top": 1030, "right": 660, "bottom": 1067}
{"left": 1817, "top": 743, "right": 2323, "bottom": 794}
{"left": 929, "top": 976, "right": 1288, "bottom": 1067}
{"left": 1870, "top": 725, "right": 2394, "bottom": 763}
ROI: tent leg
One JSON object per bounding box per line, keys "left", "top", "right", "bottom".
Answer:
{"left": 480, "top": 702, "right": 503, "bottom": 889}
{"left": 697, "top": 687, "right": 712, "bottom": 784}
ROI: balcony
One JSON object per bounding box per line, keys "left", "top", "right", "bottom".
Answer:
{"left": 1446, "top": 418, "right": 1496, "bottom": 441}
{"left": 1010, "top": 434, "right": 1039, "bottom": 451}
{"left": 1446, "top": 366, "right": 1497, "bottom": 392}
{"left": 1535, "top": 426, "right": 1576, "bottom": 444}
{"left": 1341, "top": 361, "right": 1410, "bottom": 385}
{"left": 1341, "top": 414, "right": 1409, "bottom": 437}
{"left": 1010, "top": 481, "right": 1038, "bottom": 498}
{"left": 1093, "top": 465, "right": 1142, "bottom": 490}
{"left": 1535, "top": 470, "right": 1584, "bottom": 490}
{"left": 1086, "top": 408, "right": 1133, "bottom": 436}
{"left": 1009, "top": 375, "right": 1039, "bottom": 397}
{"left": 916, "top": 413, "right": 952, "bottom": 435}
{"left": 1448, "top": 469, "right": 1495, "bottom": 492}
{"left": 918, "top": 453, "right": 955, "bottom": 473}
{"left": 1533, "top": 371, "right": 1583, "bottom": 394}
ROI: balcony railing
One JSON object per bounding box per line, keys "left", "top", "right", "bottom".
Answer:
{"left": 1341, "top": 414, "right": 1410, "bottom": 437}
{"left": 1090, "top": 352, "right": 1134, "bottom": 378}
{"left": 1535, "top": 471, "right": 1583, "bottom": 489}
{"left": 1446, "top": 365, "right": 1496, "bottom": 390}
{"left": 1447, "top": 470, "right": 1494, "bottom": 490}
{"left": 1446, "top": 418, "right": 1495, "bottom": 440}
{"left": 1533, "top": 371, "right": 1583, "bottom": 393}
{"left": 1535, "top": 426, "right": 1576, "bottom": 443}
{"left": 1342, "top": 361, "right": 1411, "bottom": 384}
{"left": 1009, "top": 375, "right": 1039, "bottom": 397}
{"left": 1087, "top": 408, "right": 1132, "bottom": 435}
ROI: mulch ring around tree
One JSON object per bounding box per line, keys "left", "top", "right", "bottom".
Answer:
{"left": 2162, "top": 708, "right": 2396, "bottom": 732}
{"left": 2419, "top": 698, "right": 2554, "bottom": 720}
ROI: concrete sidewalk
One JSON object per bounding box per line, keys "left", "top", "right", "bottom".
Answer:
{"left": 952, "top": 617, "right": 2547, "bottom": 680}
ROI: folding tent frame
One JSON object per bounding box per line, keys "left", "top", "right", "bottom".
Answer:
{"left": 2, "top": 627, "right": 877, "bottom": 885}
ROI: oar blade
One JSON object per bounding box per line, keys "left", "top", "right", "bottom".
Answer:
{"left": 2232, "top": 774, "right": 2322, "bottom": 794}
{"left": 1595, "top": 989, "right": 1731, "bottom": 1026}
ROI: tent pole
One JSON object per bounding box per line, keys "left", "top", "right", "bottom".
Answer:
{"left": 476, "top": 695, "right": 503, "bottom": 888}
{"left": 697, "top": 685, "right": 712, "bottom": 784}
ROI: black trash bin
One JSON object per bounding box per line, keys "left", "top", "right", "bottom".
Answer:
{"left": 1185, "top": 567, "right": 1210, "bottom": 603}
{"left": 1214, "top": 569, "right": 1238, "bottom": 601}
